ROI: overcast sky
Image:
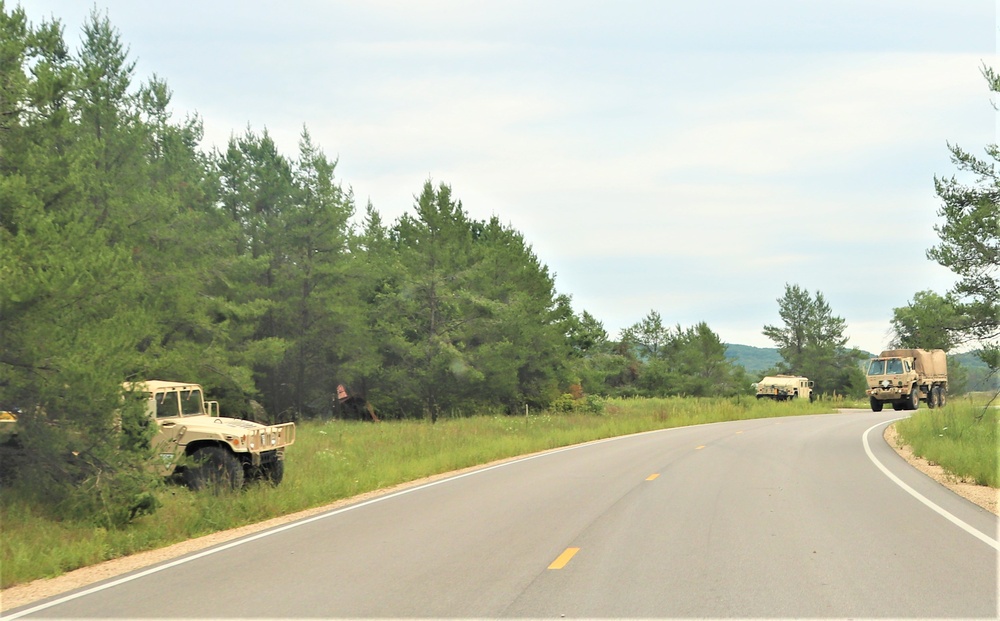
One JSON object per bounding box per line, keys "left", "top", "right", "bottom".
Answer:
{"left": 16, "top": 0, "right": 998, "bottom": 353}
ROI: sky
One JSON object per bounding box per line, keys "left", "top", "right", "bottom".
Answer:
{"left": 15, "top": 0, "right": 998, "bottom": 354}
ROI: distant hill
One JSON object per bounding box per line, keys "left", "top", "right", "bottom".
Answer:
{"left": 724, "top": 344, "right": 782, "bottom": 376}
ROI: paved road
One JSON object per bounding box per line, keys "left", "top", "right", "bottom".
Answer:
{"left": 7, "top": 410, "right": 998, "bottom": 618}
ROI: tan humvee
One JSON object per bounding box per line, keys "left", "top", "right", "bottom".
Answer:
{"left": 755, "top": 375, "right": 814, "bottom": 402}
{"left": 125, "top": 380, "right": 295, "bottom": 490}
{"left": 865, "top": 349, "right": 948, "bottom": 412}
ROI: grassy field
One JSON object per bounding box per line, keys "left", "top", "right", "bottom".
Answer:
{"left": 4, "top": 394, "right": 994, "bottom": 589}
{"left": 894, "top": 395, "right": 999, "bottom": 487}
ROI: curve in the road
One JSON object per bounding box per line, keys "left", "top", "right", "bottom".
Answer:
{"left": 863, "top": 418, "right": 999, "bottom": 551}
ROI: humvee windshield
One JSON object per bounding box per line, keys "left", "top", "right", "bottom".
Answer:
{"left": 154, "top": 388, "right": 205, "bottom": 418}
{"left": 180, "top": 388, "right": 203, "bottom": 416}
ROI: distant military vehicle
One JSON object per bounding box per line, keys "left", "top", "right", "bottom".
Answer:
{"left": 865, "top": 349, "right": 948, "bottom": 412}
{"left": 125, "top": 380, "right": 296, "bottom": 490}
{"left": 755, "top": 375, "right": 814, "bottom": 401}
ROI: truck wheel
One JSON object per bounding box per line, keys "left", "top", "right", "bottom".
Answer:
{"left": 927, "top": 387, "right": 936, "bottom": 409}
{"left": 892, "top": 402, "right": 903, "bottom": 411}
{"left": 185, "top": 446, "right": 245, "bottom": 492}
{"left": 932, "top": 386, "right": 944, "bottom": 408}
{"left": 260, "top": 459, "right": 285, "bottom": 485}
{"left": 938, "top": 387, "right": 947, "bottom": 407}
{"left": 907, "top": 387, "right": 919, "bottom": 411}
{"left": 869, "top": 397, "right": 883, "bottom": 412}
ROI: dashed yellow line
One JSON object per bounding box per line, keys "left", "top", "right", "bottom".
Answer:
{"left": 646, "top": 473, "right": 659, "bottom": 481}
{"left": 695, "top": 445, "right": 706, "bottom": 450}
{"left": 548, "top": 547, "right": 580, "bottom": 569}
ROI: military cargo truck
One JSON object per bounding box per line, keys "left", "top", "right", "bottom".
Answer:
{"left": 865, "top": 349, "right": 948, "bottom": 412}
{"left": 125, "top": 380, "right": 295, "bottom": 490}
{"left": 755, "top": 375, "right": 814, "bottom": 401}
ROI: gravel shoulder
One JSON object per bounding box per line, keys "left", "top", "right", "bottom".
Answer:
{"left": 3, "top": 418, "right": 997, "bottom": 612}
{"left": 882, "top": 422, "right": 997, "bottom": 515}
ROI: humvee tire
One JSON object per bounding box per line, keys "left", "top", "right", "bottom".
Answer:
{"left": 186, "top": 446, "right": 244, "bottom": 491}
{"left": 260, "top": 459, "right": 284, "bottom": 485}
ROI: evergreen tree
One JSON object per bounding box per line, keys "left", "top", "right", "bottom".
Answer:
{"left": 379, "top": 181, "right": 481, "bottom": 420}
{"left": 669, "top": 323, "right": 745, "bottom": 397}
{"left": 263, "top": 129, "right": 357, "bottom": 419}
{"left": 927, "top": 64, "right": 1000, "bottom": 372}
{"left": 0, "top": 6, "right": 162, "bottom": 525}
{"left": 471, "top": 219, "right": 571, "bottom": 410}
{"left": 762, "top": 284, "right": 866, "bottom": 395}
{"left": 213, "top": 127, "right": 296, "bottom": 417}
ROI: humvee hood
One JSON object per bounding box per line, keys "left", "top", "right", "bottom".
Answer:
{"left": 184, "top": 415, "right": 271, "bottom": 432}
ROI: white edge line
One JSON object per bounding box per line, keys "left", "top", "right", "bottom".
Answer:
{"left": 863, "top": 419, "right": 999, "bottom": 551}
{"left": 6, "top": 426, "right": 692, "bottom": 619}
{"left": 4, "top": 417, "right": 810, "bottom": 618}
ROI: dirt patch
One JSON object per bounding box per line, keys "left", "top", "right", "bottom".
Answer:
{"left": 883, "top": 422, "right": 998, "bottom": 516}
{"left": 3, "top": 425, "right": 997, "bottom": 612}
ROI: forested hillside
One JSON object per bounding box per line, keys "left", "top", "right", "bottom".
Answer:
{"left": 724, "top": 345, "right": 783, "bottom": 376}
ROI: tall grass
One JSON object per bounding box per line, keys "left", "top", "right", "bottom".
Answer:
{"left": 895, "top": 399, "right": 998, "bottom": 487}
{"left": 2, "top": 396, "right": 832, "bottom": 588}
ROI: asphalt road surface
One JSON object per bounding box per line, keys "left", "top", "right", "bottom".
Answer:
{"left": 7, "top": 410, "right": 998, "bottom": 619}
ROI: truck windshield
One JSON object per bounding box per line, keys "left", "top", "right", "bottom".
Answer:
{"left": 867, "top": 360, "right": 885, "bottom": 375}
{"left": 885, "top": 358, "right": 904, "bottom": 374}
{"left": 155, "top": 392, "right": 178, "bottom": 418}
{"left": 180, "top": 389, "right": 204, "bottom": 416}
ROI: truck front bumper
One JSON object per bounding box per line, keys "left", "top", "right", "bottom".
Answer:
{"left": 867, "top": 387, "right": 906, "bottom": 401}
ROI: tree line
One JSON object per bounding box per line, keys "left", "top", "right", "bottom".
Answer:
{"left": 1, "top": 5, "right": 994, "bottom": 523}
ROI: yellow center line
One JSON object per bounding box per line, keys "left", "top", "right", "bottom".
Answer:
{"left": 646, "top": 473, "right": 659, "bottom": 481}
{"left": 695, "top": 445, "right": 706, "bottom": 450}
{"left": 548, "top": 547, "right": 580, "bottom": 570}
{"left": 735, "top": 430, "right": 744, "bottom": 434}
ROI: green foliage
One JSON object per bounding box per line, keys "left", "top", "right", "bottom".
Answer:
{"left": 359, "top": 182, "right": 570, "bottom": 420}
{"left": 762, "top": 284, "right": 867, "bottom": 396}
{"left": 889, "top": 290, "right": 963, "bottom": 351}
{"left": 926, "top": 64, "right": 1000, "bottom": 377}
{"left": 953, "top": 352, "right": 1000, "bottom": 393}
{"left": 895, "top": 402, "right": 998, "bottom": 487}
{"left": 724, "top": 344, "right": 784, "bottom": 376}
{"left": 616, "top": 313, "right": 751, "bottom": 398}
{"left": 0, "top": 7, "right": 164, "bottom": 526}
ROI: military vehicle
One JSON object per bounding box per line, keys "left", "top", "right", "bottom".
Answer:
{"left": 755, "top": 375, "right": 814, "bottom": 401}
{"left": 865, "top": 349, "right": 948, "bottom": 412}
{"left": 125, "top": 380, "right": 295, "bottom": 490}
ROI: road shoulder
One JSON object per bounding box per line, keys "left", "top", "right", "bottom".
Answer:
{"left": 883, "top": 422, "right": 997, "bottom": 516}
